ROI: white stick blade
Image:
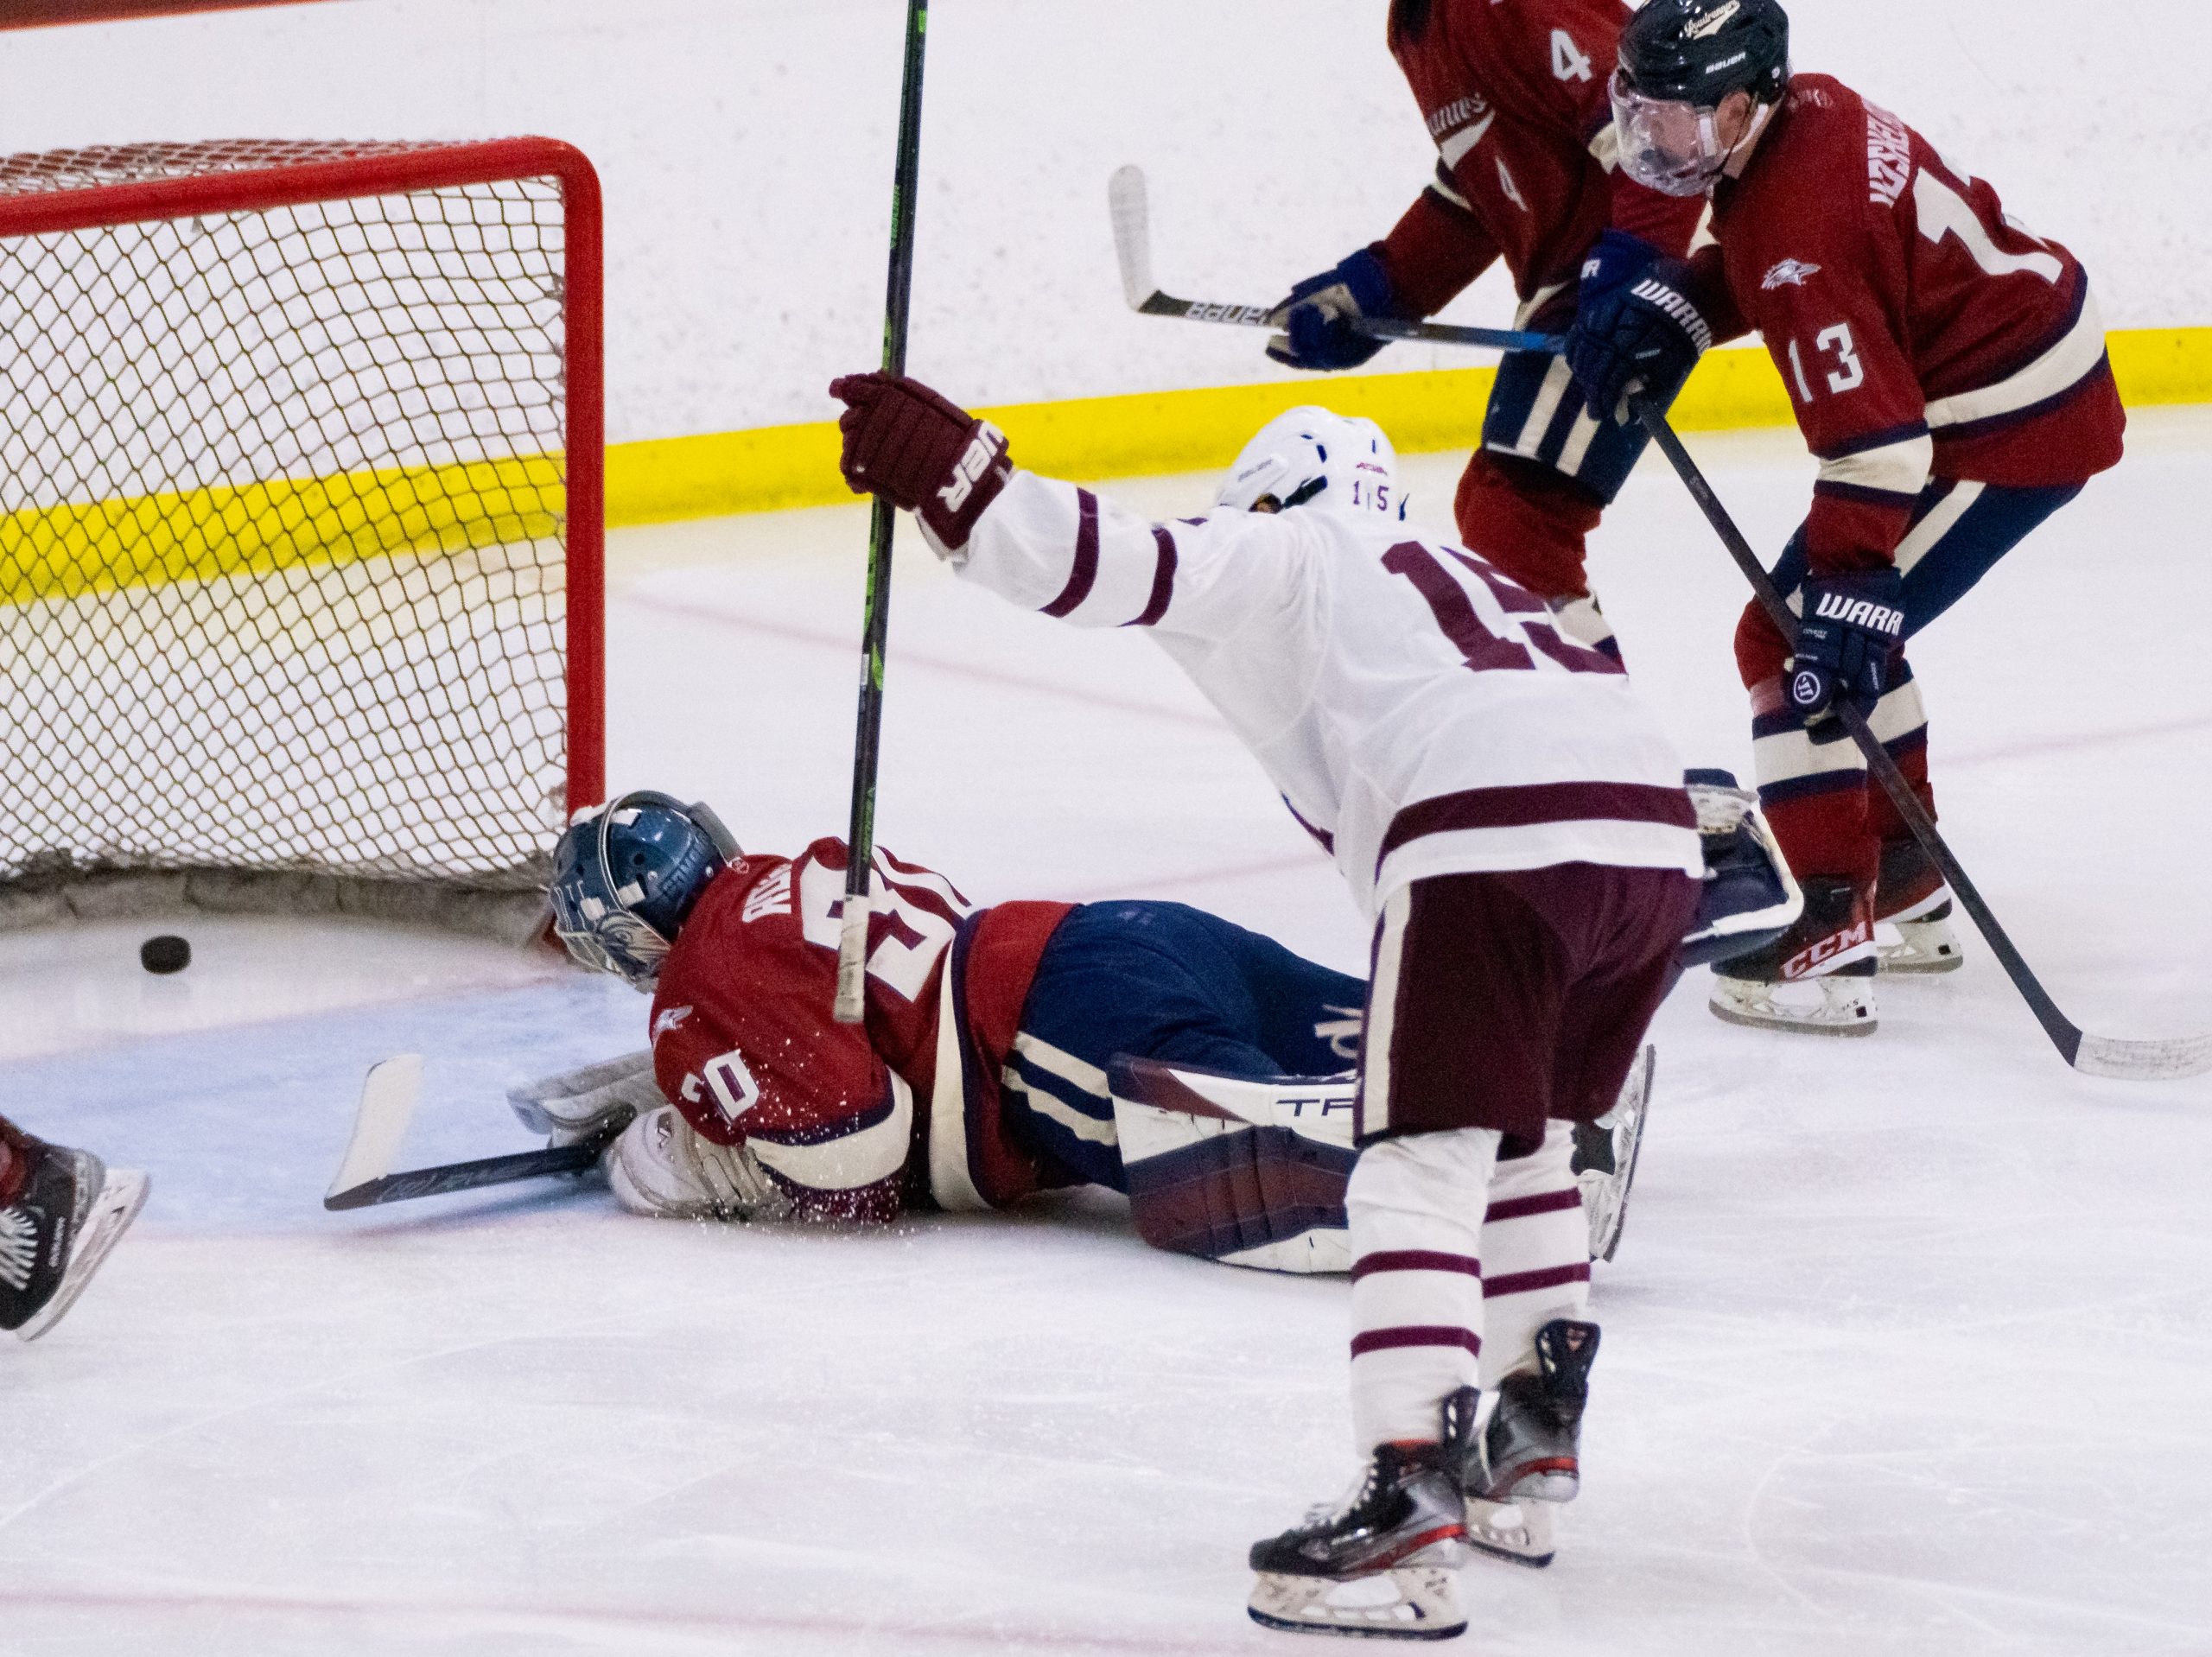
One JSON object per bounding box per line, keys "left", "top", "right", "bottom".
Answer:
{"left": 327, "top": 1053, "right": 423, "bottom": 1200}
{"left": 1108, "top": 164, "right": 1156, "bottom": 310}
{"left": 2073, "top": 1031, "right": 2212, "bottom": 1082}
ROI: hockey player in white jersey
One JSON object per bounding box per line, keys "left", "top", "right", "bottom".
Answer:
{"left": 831, "top": 372, "right": 1708, "bottom": 1639}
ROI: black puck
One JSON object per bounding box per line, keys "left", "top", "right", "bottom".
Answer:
{"left": 140, "top": 934, "right": 192, "bottom": 975}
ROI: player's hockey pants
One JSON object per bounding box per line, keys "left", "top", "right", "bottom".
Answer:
{"left": 1002, "top": 901, "right": 1363, "bottom": 1191}
{"left": 1737, "top": 479, "right": 2085, "bottom": 886}
{"left": 1452, "top": 289, "right": 1690, "bottom": 605}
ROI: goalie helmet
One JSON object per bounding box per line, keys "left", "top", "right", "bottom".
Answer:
{"left": 550, "top": 791, "right": 742, "bottom": 988}
{"left": 1217, "top": 407, "right": 1407, "bottom": 524}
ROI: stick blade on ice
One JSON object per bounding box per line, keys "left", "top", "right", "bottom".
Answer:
{"left": 2072, "top": 1031, "right": 2212, "bottom": 1082}
{"left": 1108, "top": 164, "right": 1157, "bottom": 311}
{"left": 325, "top": 1053, "right": 423, "bottom": 1206}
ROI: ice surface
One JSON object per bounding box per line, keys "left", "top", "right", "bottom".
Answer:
{"left": 4, "top": 418, "right": 2210, "bottom": 1654}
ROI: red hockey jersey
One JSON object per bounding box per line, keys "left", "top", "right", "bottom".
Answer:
{"left": 1690, "top": 75, "right": 2126, "bottom": 575}
{"left": 1376, "top": 0, "right": 1705, "bottom": 316}
{"left": 645, "top": 838, "right": 1073, "bottom": 1222}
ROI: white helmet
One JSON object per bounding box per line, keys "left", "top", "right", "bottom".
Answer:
{"left": 1217, "top": 406, "right": 1406, "bottom": 522}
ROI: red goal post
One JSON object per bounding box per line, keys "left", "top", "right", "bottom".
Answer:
{"left": 0, "top": 137, "right": 603, "bottom": 941}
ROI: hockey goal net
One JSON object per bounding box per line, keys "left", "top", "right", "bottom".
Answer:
{"left": 0, "top": 137, "right": 602, "bottom": 941}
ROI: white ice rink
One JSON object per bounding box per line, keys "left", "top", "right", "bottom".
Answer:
{"left": 5, "top": 416, "right": 2212, "bottom": 1654}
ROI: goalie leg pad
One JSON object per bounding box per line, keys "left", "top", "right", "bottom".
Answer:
{"left": 1112, "top": 1059, "right": 1357, "bottom": 1274}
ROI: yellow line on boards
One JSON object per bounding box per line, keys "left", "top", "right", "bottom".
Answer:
{"left": 0, "top": 454, "right": 563, "bottom": 608}
{"left": 3, "top": 327, "right": 2202, "bottom": 606}
{"left": 602, "top": 326, "right": 2212, "bottom": 528}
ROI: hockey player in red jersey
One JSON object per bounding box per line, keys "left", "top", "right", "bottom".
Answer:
{"left": 1267, "top": 0, "right": 1707, "bottom": 657}
{"left": 825, "top": 371, "right": 1799, "bottom": 1636}
{"left": 1567, "top": 0, "right": 2126, "bottom": 1038}
{"left": 542, "top": 792, "right": 1376, "bottom": 1256}
{"left": 0, "top": 1114, "right": 148, "bottom": 1342}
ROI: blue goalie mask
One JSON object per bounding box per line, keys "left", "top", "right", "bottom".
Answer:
{"left": 550, "top": 790, "right": 743, "bottom": 988}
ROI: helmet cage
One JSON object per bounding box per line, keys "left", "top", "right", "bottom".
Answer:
{"left": 550, "top": 790, "right": 741, "bottom": 987}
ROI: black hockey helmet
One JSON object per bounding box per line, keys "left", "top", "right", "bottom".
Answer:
{"left": 1618, "top": 0, "right": 1791, "bottom": 110}
{"left": 1612, "top": 0, "right": 1792, "bottom": 196}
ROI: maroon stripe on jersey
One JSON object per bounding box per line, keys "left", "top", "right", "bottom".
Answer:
{"left": 1813, "top": 420, "right": 1932, "bottom": 462}
{"left": 1124, "top": 527, "right": 1178, "bottom": 627}
{"left": 1351, "top": 1325, "right": 1483, "bottom": 1358}
{"left": 1484, "top": 1188, "right": 1583, "bottom": 1224}
{"left": 1377, "top": 782, "right": 1695, "bottom": 870}
{"left": 1484, "top": 1263, "right": 1592, "bottom": 1299}
{"left": 1351, "top": 1249, "right": 1482, "bottom": 1281}
{"left": 1282, "top": 797, "right": 1336, "bottom": 855}
{"left": 1813, "top": 479, "right": 1923, "bottom": 510}
{"left": 1525, "top": 621, "right": 1627, "bottom": 677}
{"left": 1039, "top": 490, "right": 1102, "bottom": 618}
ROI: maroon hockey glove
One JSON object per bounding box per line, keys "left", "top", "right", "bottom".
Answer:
{"left": 830, "top": 371, "right": 1013, "bottom": 550}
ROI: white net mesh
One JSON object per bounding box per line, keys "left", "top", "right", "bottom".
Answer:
{"left": 0, "top": 142, "right": 588, "bottom": 936}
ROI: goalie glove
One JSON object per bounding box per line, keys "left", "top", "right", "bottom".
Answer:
{"left": 507, "top": 1050, "right": 666, "bottom": 1148}
{"left": 607, "top": 1106, "right": 791, "bottom": 1222}
{"left": 829, "top": 371, "right": 1012, "bottom": 551}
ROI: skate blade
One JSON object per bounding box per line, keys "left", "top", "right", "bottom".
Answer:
{"left": 18, "top": 1170, "right": 149, "bottom": 1343}
{"left": 1708, "top": 974, "right": 1878, "bottom": 1038}
{"left": 1876, "top": 918, "right": 1965, "bottom": 975}
{"left": 1464, "top": 1497, "right": 1556, "bottom": 1569}
{"left": 1249, "top": 1563, "right": 1466, "bottom": 1641}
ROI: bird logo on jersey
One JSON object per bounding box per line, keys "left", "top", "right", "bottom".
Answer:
{"left": 651, "top": 1005, "right": 694, "bottom": 1047}
{"left": 1762, "top": 257, "right": 1822, "bottom": 289}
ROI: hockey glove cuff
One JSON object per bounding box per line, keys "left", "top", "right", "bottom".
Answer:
{"left": 1567, "top": 255, "right": 1713, "bottom": 423}
{"left": 830, "top": 371, "right": 1014, "bottom": 551}
{"left": 1789, "top": 569, "right": 1906, "bottom": 731}
{"left": 1265, "top": 247, "right": 1399, "bottom": 372}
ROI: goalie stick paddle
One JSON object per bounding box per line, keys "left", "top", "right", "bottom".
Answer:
{"left": 1108, "top": 165, "right": 1562, "bottom": 356}
{"left": 1633, "top": 400, "right": 2212, "bottom": 1082}
{"left": 836, "top": 0, "right": 932, "bottom": 1025}
{"left": 322, "top": 1056, "right": 612, "bottom": 1212}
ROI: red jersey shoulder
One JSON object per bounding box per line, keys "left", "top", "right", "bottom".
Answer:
{"left": 1404, "top": 0, "right": 1624, "bottom": 134}
{"left": 647, "top": 849, "right": 883, "bottom": 1148}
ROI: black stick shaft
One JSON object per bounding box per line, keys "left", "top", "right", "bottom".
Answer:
{"left": 323, "top": 1142, "right": 602, "bottom": 1212}
{"left": 836, "top": 0, "right": 931, "bottom": 1023}
{"left": 1632, "top": 401, "right": 2086, "bottom": 1064}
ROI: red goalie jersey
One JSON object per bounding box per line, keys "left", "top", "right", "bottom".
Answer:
{"left": 1377, "top": 0, "right": 1705, "bottom": 315}
{"left": 645, "top": 838, "right": 1073, "bottom": 1222}
{"left": 1692, "top": 75, "right": 2126, "bottom": 575}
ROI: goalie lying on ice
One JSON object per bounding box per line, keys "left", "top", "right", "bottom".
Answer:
{"left": 539, "top": 788, "right": 1791, "bottom": 1273}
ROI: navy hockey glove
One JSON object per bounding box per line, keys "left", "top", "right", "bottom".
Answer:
{"left": 1567, "top": 255, "right": 1713, "bottom": 422}
{"left": 1789, "top": 570, "right": 1907, "bottom": 730}
{"left": 1575, "top": 229, "right": 1661, "bottom": 314}
{"left": 1266, "top": 248, "right": 1399, "bottom": 372}
{"left": 830, "top": 371, "right": 1012, "bottom": 551}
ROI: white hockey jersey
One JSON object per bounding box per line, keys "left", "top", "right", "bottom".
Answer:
{"left": 944, "top": 473, "right": 1700, "bottom": 917}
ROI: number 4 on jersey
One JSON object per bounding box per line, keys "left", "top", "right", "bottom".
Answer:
{"left": 1552, "top": 29, "right": 1593, "bottom": 83}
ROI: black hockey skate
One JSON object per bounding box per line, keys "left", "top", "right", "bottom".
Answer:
{"left": 1464, "top": 1319, "right": 1599, "bottom": 1570}
{"left": 1709, "top": 876, "right": 1878, "bottom": 1037}
{"left": 1874, "top": 838, "right": 1964, "bottom": 975}
{"left": 0, "top": 1128, "right": 149, "bottom": 1343}
{"left": 1249, "top": 1387, "right": 1478, "bottom": 1640}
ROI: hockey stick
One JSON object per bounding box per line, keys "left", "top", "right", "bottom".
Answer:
{"left": 1109, "top": 166, "right": 1562, "bottom": 356}
{"left": 836, "top": 0, "right": 933, "bottom": 1025}
{"left": 322, "top": 1055, "right": 612, "bottom": 1212}
{"left": 1633, "top": 402, "right": 2212, "bottom": 1082}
